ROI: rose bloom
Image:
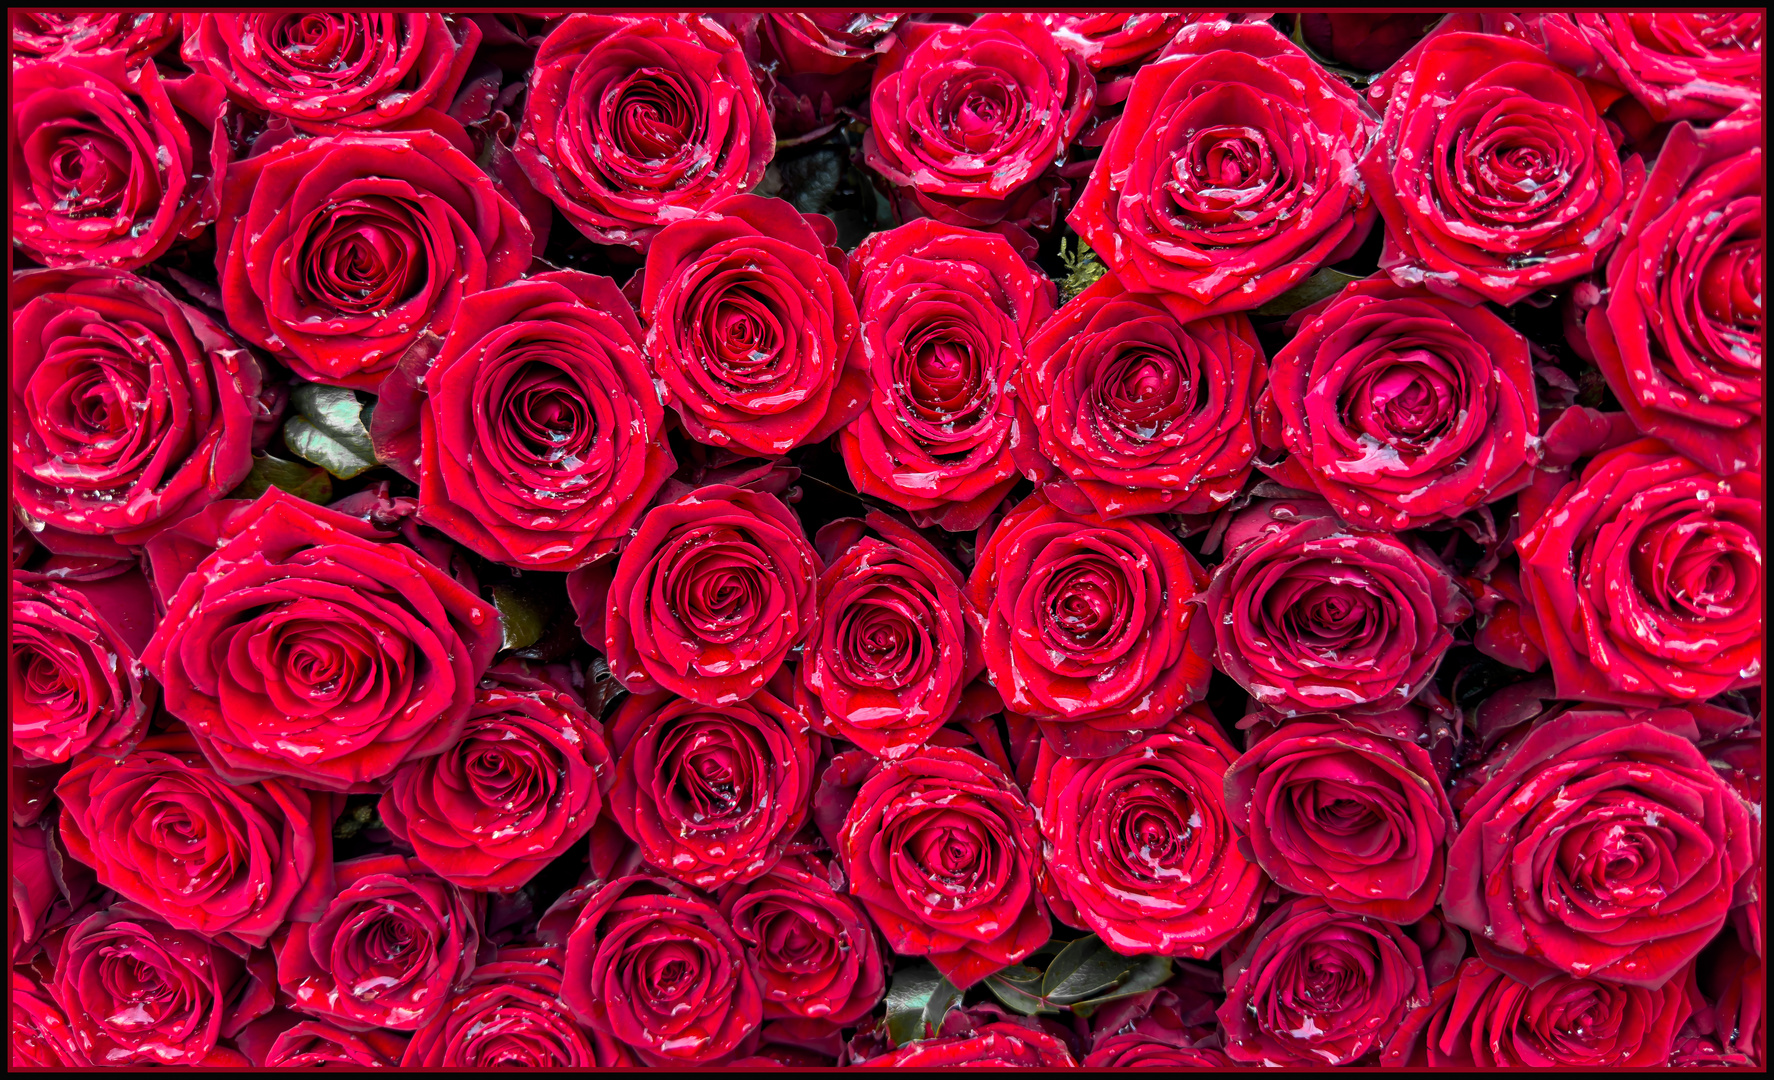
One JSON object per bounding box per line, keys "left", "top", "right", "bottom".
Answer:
{"left": 1300, "top": 13, "right": 1440, "bottom": 70}
{"left": 1541, "top": 13, "right": 1764, "bottom": 122}
{"left": 719, "top": 852, "right": 886, "bottom": 1025}
{"left": 1515, "top": 438, "right": 1762, "bottom": 705}
{"left": 275, "top": 854, "right": 483, "bottom": 1032}
{"left": 234, "top": 1010, "right": 410, "bottom": 1068}
{"left": 141, "top": 489, "right": 501, "bottom": 791}
{"left": 11, "top": 968, "right": 80, "bottom": 1067}
{"left": 727, "top": 13, "right": 903, "bottom": 143}
{"left": 855, "top": 1007, "right": 1078, "bottom": 1067}
{"left": 517, "top": 14, "right": 771, "bottom": 250}
{"left": 402, "top": 945, "right": 596, "bottom": 1068}
{"left": 970, "top": 489, "right": 1213, "bottom": 757}
{"left": 182, "top": 14, "right": 476, "bottom": 130}
{"left": 1046, "top": 12, "right": 1189, "bottom": 72}
{"left": 1443, "top": 706, "right": 1753, "bottom": 987}
{"left": 9, "top": 561, "right": 156, "bottom": 764}
{"left": 372, "top": 270, "right": 674, "bottom": 571}
{"left": 1017, "top": 273, "right": 1265, "bottom": 519}
{"left": 1260, "top": 276, "right": 1540, "bottom": 531}
{"left": 10, "top": 268, "right": 272, "bottom": 551}
{"left": 1071, "top": 20, "right": 1377, "bottom": 321}
{"left": 864, "top": 14, "right": 1091, "bottom": 229}
{"left": 1384, "top": 956, "right": 1695, "bottom": 1066}
{"left": 10, "top": 12, "right": 178, "bottom": 66}
{"left": 641, "top": 194, "right": 867, "bottom": 455}
{"left": 798, "top": 511, "right": 981, "bottom": 758}
{"left": 840, "top": 219, "right": 1055, "bottom": 531}
{"left": 381, "top": 662, "right": 613, "bottom": 892}
{"left": 11, "top": 812, "right": 102, "bottom": 965}
{"left": 1584, "top": 111, "right": 1762, "bottom": 475}
{"left": 217, "top": 127, "right": 531, "bottom": 391}
{"left": 1218, "top": 897, "right": 1465, "bottom": 1066}
{"left": 577, "top": 483, "right": 820, "bottom": 706}
{"left": 1083, "top": 975, "right": 1232, "bottom": 1068}
{"left": 1031, "top": 707, "right": 1265, "bottom": 955}
{"left": 549, "top": 874, "right": 762, "bottom": 1066}
{"left": 52, "top": 903, "right": 274, "bottom": 1066}
{"left": 11, "top": 53, "right": 221, "bottom": 270}
{"left": 836, "top": 745, "right": 1050, "bottom": 988}
{"left": 56, "top": 732, "right": 337, "bottom": 949}
{"left": 605, "top": 688, "right": 816, "bottom": 890}
{"left": 1205, "top": 499, "right": 1469, "bottom": 716}
{"left": 1362, "top": 31, "right": 1640, "bottom": 306}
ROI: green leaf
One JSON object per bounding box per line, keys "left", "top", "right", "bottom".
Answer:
{"left": 1068, "top": 954, "right": 1172, "bottom": 1019}
{"left": 1042, "top": 935, "right": 1138, "bottom": 1005}
{"left": 984, "top": 934, "right": 1175, "bottom": 1017}
{"left": 885, "top": 962, "right": 961, "bottom": 1045}
{"left": 229, "top": 451, "right": 333, "bottom": 504}
{"left": 1252, "top": 267, "right": 1362, "bottom": 317}
{"left": 283, "top": 383, "right": 379, "bottom": 479}
{"left": 491, "top": 585, "right": 548, "bottom": 652}
{"left": 985, "top": 965, "right": 1061, "bottom": 1016}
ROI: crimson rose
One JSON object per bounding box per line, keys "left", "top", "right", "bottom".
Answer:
{"left": 10, "top": 969, "right": 79, "bottom": 1067}
{"left": 10, "top": 12, "right": 178, "bottom": 67}
{"left": 1541, "top": 13, "right": 1764, "bottom": 122}
{"left": 235, "top": 1011, "right": 409, "bottom": 1068}
{"left": 729, "top": 14, "right": 903, "bottom": 143}
{"left": 402, "top": 945, "right": 596, "bottom": 1068}
{"left": 854, "top": 1007, "right": 1078, "bottom": 1067}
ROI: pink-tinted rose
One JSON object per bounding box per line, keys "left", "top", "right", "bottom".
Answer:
{"left": 968, "top": 489, "right": 1214, "bottom": 757}
{"left": 11, "top": 968, "right": 80, "bottom": 1067}
{"left": 1514, "top": 438, "right": 1762, "bottom": 705}
{"left": 1541, "top": 13, "right": 1764, "bottom": 122}
{"left": 141, "top": 489, "right": 501, "bottom": 791}
{"left": 1017, "top": 272, "right": 1265, "bottom": 519}
{"left": 1206, "top": 499, "right": 1469, "bottom": 715}
{"left": 1361, "top": 31, "right": 1640, "bottom": 305}
{"left": 1071, "top": 20, "right": 1378, "bottom": 321}
{"left": 840, "top": 219, "right": 1056, "bottom": 531}
{"left": 834, "top": 745, "right": 1050, "bottom": 988}
{"left": 1584, "top": 112, "right": 1762, "bottom": 475}
{"left": 217, "top": 127, "right": 531, "bottom": 391}
{"left": 1032, "top": 707, "right": 1266, "bottom": 955}
{"left": 1443, "top": 706, "right": 1754, "bottom": 987}
{"left": 854, "top": 1005, "right": 1079, "bottom": 1067}
{"left": 234, "top": 1009, "right": 410, "bottom": 1067}
{"left": 10, "top": 268, "right": 272, "bottom": 551}
{"left": 719, "top": 852, "right": 886, "bottom": 1024}
{"left": 1218, "top": 896, "right": 1464, "bottom": 1065}
{"left": 605, "top": 687, "right": 816, "bottom": 890}
{"left": 380, "top": 662, "right": 613, "bottom": 892}
{"left": 641, "top": 194, "right": 867, "bottom": 455}
{"left": 52, "top": 902, "right": 275, "bottom": 1066}
{"left": 549, "top": 873, "right": 762, "bottom": 1066}
{"left": 578, "top": 483, "right": 820, "bottom": 706}
{"left": 10, "top": 12, "right": 178, "bottom": 67}
{"left": 516, "top": 14, "right": 771, "bottom": 251}
{"left": 402, "top": 945, "right": 597, "bottom": 1067}
{"left": 1300, "top": 12, "right": 1440, "bottom": 71}
{"left": 275, "top": 853, "right": 484, "bottom": 1032}
{"left": 798, "top": 511, "right": 981, "bottom": 758}
{"left": 11, "top": 54, "right": 222, "bottom": 269}
{"left": 1259, "top": 276, "right": 1540, "bottom": 531}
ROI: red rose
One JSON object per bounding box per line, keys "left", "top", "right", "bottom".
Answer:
{"left": 864, "top": 14, "right": 1092, "bottom": 230}
{"left": 968, "top": 489, "right": 1213, "bottom": 757}
{"left": 10, "top": 968, "right": 80, "bottom": 1067}
{"left": 10, "top": 12, "right": 178, "bottom": 67}
{"left": 10, "top": 813, "right": 102, "bottom": 965}
{"left": 1584, "top": 112, "right": 1763, "bottom": 475}
{"left": 1016, "top": 272, "right": 1265, "bottom": 519}
{"left": 1259, "top": 276, "right": 1540, "bottom": 531}
{"left": 56, "top": 732, "right": 337, "bottom": 949}
{"left": 235, "top": 1010, "right": 410, "bottom": 1067}
{"left": 1300, "top": 13, "right": 1441, "bottom": 71}
{"left": 402, "top": 945, "right": 596, "bottom": 1067}
{"left": 1070, "top": 20, "right": 1378, "bottom": 321}
{"left": 1361, "top": 31, "right": 1640, "bottom": 306}
{"left": 1046, "top": 12, "right": 1190, "bottom": 72}
{"left": 1031, "top": 708, "right": 1266, "bottom": 955}
{"left": 726, "top": 14, "right": 904, "bottom": 143}
{"left": 578, "top": 484, "right": 820, "bottom": 706}
{"left": 1219, "top": 896, "right": 1465, "bottom": 1066}
{"left": 854, "top": 1006, "right": 1078, "bottom": 1067}
{"left": 10, "top": 268, "right": 272, "bottom": 551}
{"left": 605, "top": 688, "right": 816, "bottom": 890}
{"left": 9, "top": 562, "right": 156, "bottom": 764}
{"left": 52, "top": 903, "right": 275, "bottom": 1066}
{"left": 10, "top": 54, "right": 221, "bottom": 270}
{"left": 1541, "top": 13, "right": 1764, "bottom": 123}
{"left": 516, "top": 14, "right": 771, "bottom": 251}
{"left": 798, "top": 511, "right": 981, "bottom": 758}
{"left": 1443, "top": 706, "right": 1754, "bottom": 987}
{"left": 1384, "top": 956, "right": 1695, "bottom": 1066}
{"left": 140, "top": 489, "right": 501, "bottom": 791}
{"left": 834, "top": 745, "right": 1050, "bottom": 988}
{"left": 640, "top": 194, "right": 868, "bottom": 455}
{"left": 380, "top": 662, "right": 613, "bottom": 892}
{"left": 1083, "top": 974, "right": 1231, "bottom": 1068}
{"left": 216, "top": 127, "right": 531, "bottom": 391}
{"left": 275, "top": 853, "right": 484, "bottom": 1032}
{"left": 1205, "top": 500, "right": 1470, "bottom": 716}
{"left": 373, "top": 270, "right": 674, "bottom": 571}
{"left": 1514, "top": 438, "right": 1762, "bottom": 705}
{"left": 719, "top": 852, "right": 886, "bottom": 1024}
{"left": 839, "top": 219, "right": 1056, "bottom": 531}
{"left": 550, "top": 874, "right": 762, "bottom": 1066}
